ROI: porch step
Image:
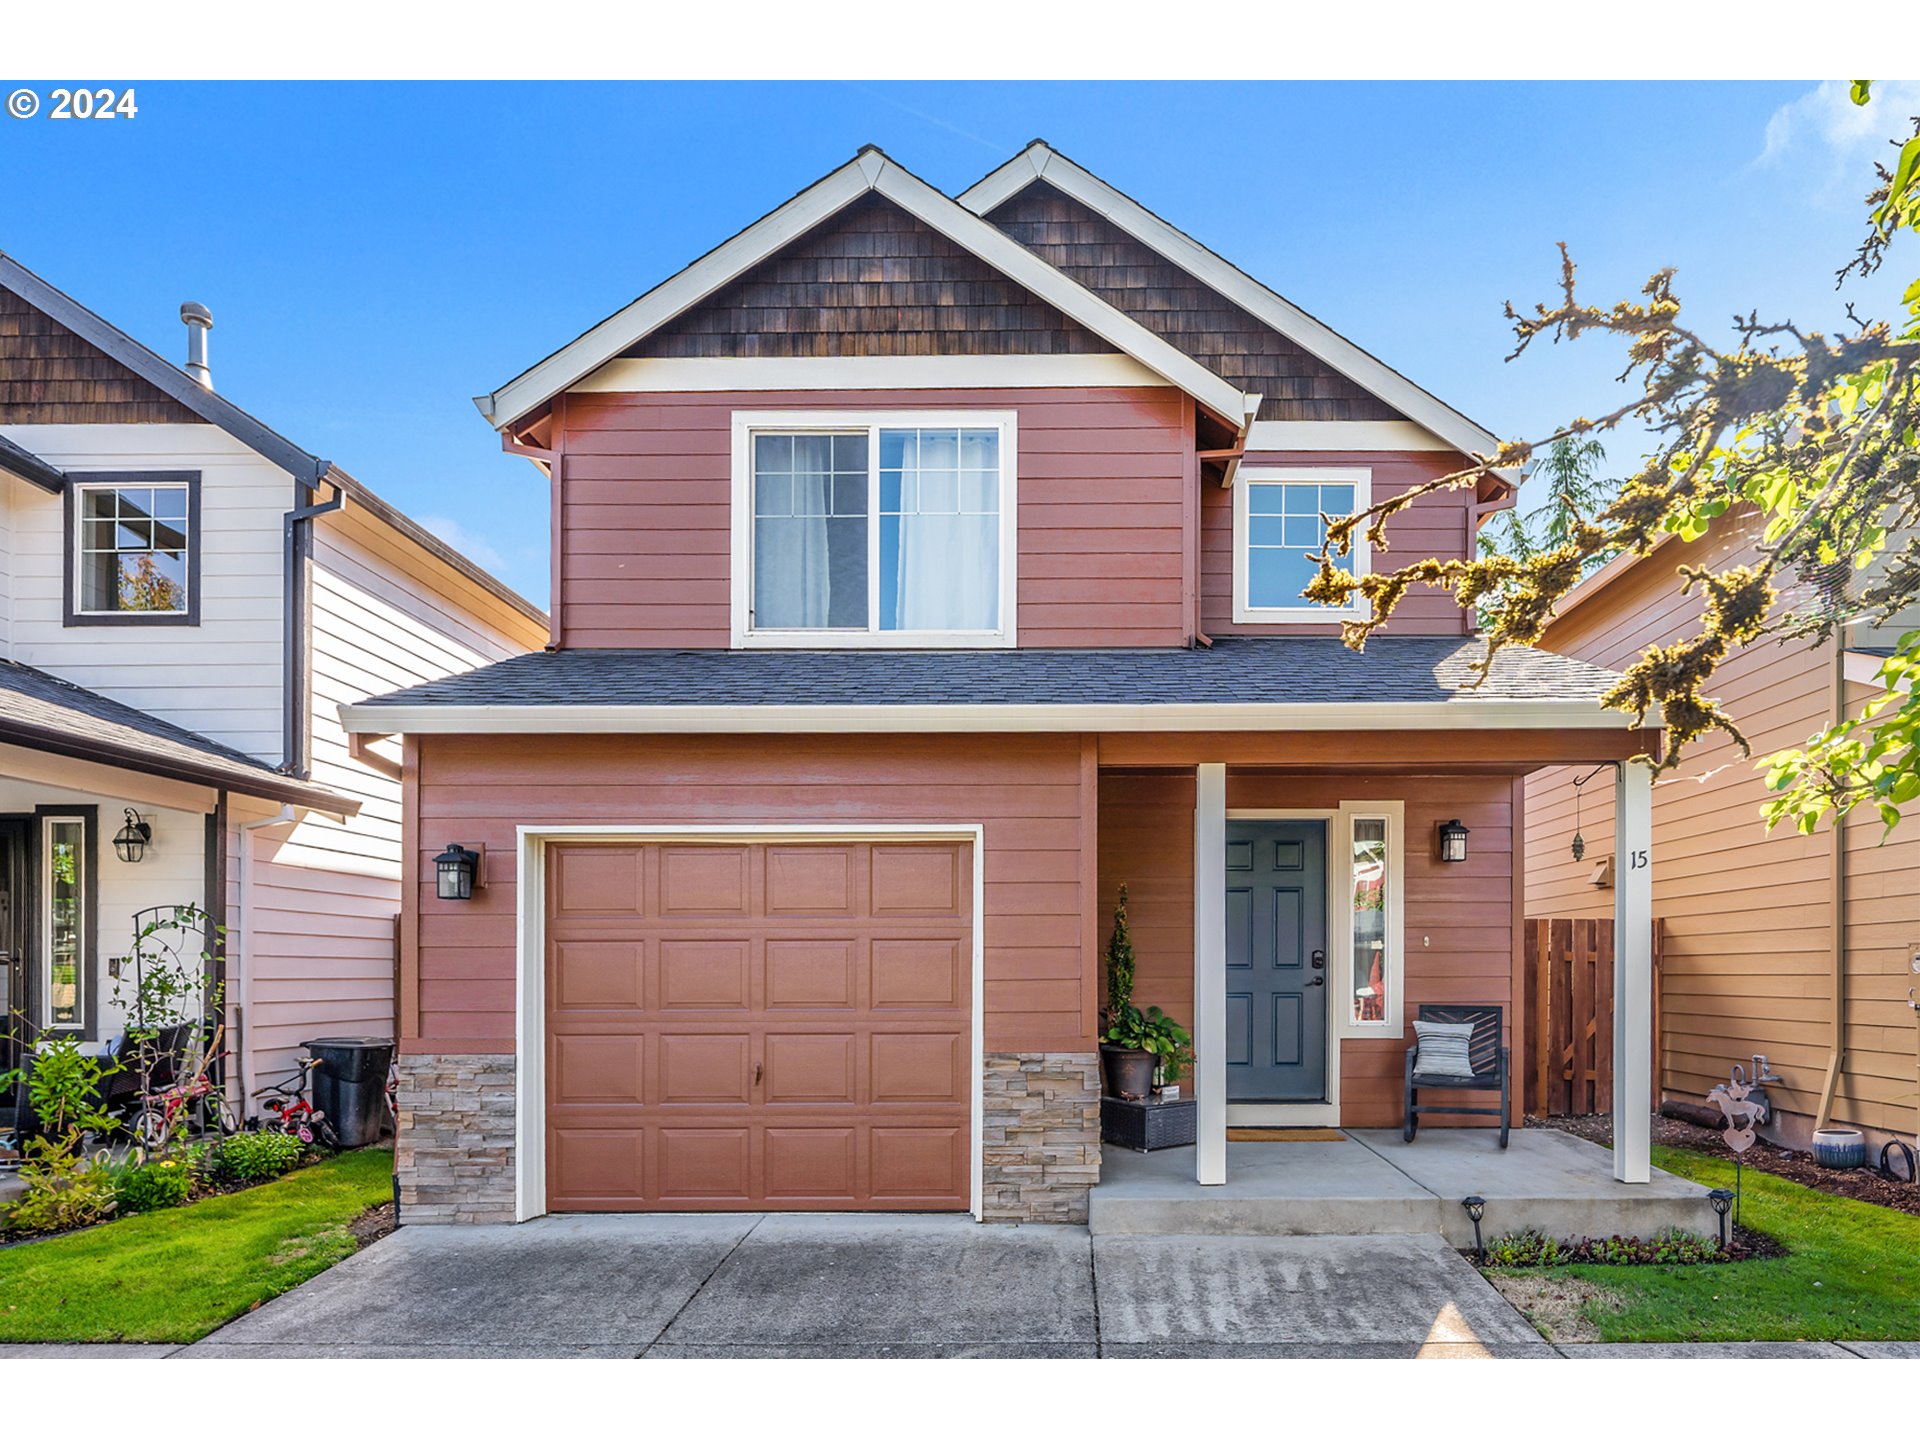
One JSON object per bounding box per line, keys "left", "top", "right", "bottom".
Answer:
{"left": 1089, "top": 1128, "right": 1717, "bottom": 1243}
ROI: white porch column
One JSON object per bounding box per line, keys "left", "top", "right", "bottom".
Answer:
{"left": 1194, "top": 763, "right": 1227, "bottom": 1185}
{"left": 1612, "top": 760, "right": 1653, "bottom": 1183}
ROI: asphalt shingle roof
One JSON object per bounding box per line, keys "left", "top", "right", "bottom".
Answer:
{"left": 0, "top": 658, "right": 354, "bottom": 811}
{"left": 355, "top": 636, "right": 1628, "bottom": 710}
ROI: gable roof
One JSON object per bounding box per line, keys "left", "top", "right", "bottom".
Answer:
{"left": 0, "top": 657, "right": 356, "bottom": 815}
{"left": 475, "top": 147, "right": 1257, "bottom": 434}
{"left": 0, "top": 251, "right": 546, "bottom": 628}
{"left": 958, "top": 141, "right": 1503, "bottom": 463}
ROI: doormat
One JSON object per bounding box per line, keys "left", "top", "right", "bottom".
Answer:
{"left": 1226, "top": 1128, "right": 1345, "bottom": 1142}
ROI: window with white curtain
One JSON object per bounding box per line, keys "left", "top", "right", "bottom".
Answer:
{"left": 736, "top": 412, "right": 1015, "bottom": 646}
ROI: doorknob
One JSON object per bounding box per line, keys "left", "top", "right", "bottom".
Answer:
{"left": 1306, "top": 977, "right": 1325, "bottom": 987}
{"left": 753, "top": 1062, "right": 763, "bottom": 1085}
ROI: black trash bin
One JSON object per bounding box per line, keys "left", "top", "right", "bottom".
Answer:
{"left": 303, "top": 1036, "right": 394, "bottom": 1149}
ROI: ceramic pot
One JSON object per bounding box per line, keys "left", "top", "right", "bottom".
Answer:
{"left": 1100, "top": 1045, "right": 1156, "bottom": 1101}
{"left": 1811, "top": 1127, "right": 1867, "bottom": 1170}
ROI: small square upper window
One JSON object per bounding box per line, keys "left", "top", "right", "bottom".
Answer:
{"left": 67, "top": 476, "right": 198, "bottom": 625}
{"left": 1233, "top": 468, "right": 1370, "bottom": 623}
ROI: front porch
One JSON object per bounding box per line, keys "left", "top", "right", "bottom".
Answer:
{"left": 1092, "top": 1128, "right": 1715, "bottom": 1241}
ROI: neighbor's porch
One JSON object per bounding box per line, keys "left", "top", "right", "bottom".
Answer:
{"left": 1091, "top": 727, "right": 1660, "bottom": 1207}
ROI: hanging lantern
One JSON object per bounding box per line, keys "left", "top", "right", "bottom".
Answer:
{"left": 1437, "top": 818, "right": 1470, "bottom": 863}
{"left": 113, "top": 807, "right": 152, "bottom": 863}
{"left": 434, "top": 843, "right": 482, "bottom": 901}
{"left": 1571, "top": 831, "right": 1586, "bottom": 862}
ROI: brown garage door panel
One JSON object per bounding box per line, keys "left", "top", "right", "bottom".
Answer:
{"left": 546, "top": 841, "right": 972, "bottom": 1213}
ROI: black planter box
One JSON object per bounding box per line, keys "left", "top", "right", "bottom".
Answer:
{"left": 1101, "top": 1095, "right": 1197, "bottom": 1152}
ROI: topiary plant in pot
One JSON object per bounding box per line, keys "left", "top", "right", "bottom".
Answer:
{"left": 1100, "top": 886, "right": 1153, "bottom": 1098}
{"left": 1099, "top": 887, "right": 1195, "bottom": 1100}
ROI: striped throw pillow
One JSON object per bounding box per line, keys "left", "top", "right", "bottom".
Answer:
{"left": 1412, "top": 1020, "right": 1478, "bottom": 1079}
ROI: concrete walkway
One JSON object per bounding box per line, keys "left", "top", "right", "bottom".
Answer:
{"left": 0, "top": 1215, "right": 1908, "bottom": 1359}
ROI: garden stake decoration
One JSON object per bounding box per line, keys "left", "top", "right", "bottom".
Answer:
{"left": 1707, "top": 1065, "right": 1767, "bottom": 1227}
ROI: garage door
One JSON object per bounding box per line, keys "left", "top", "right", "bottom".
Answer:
{"left": 544, "top": 840, "right": 972, "bottom": 1212}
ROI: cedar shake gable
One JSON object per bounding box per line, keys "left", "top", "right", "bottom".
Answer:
{"left": 632, "top": 192, "right": 1117, "bottom": 360}
{"left": 984, "top": 180, "right": 1404, "bottom": 424}
{"left": 0, "top": 282, "right": 201, "bottom": 425}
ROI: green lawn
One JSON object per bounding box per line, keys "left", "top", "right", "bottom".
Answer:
{"left": 1501, "top": 1143, "right": 1920, "bottom": 1343}
{"left": 0, "top": 1147, "right": 392, "bottom": 1344}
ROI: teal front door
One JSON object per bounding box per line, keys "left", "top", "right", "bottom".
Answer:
{"left": 1225, "top": 820, "right": 1329, "bottom": 1102}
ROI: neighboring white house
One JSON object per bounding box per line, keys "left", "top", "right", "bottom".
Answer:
{"left": 0, "top": 252, "right": 548, "bottom": 1130}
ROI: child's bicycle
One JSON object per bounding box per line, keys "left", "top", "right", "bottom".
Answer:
{"left": 251, "top": 1057, "right": 340, "bottom": 1148}
{"left": 129, "top": 1021, "right": 240, "bottom": 1149}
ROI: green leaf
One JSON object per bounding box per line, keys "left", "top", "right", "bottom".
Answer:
{"left": 1851, "top": 80, "right": 1873, "bottom": 105}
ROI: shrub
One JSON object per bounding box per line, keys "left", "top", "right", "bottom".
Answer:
{"left": 212, "top": 1130, "right": 308, "bottom": 1183}
{"left": 1481, "top": 1226, "right": 1730, "bottom": 1267}
{"left": 4, "top": 1135, "right": 118, "bottom": 1234}
{"left": 112, "top": 1157, "right": 195, "bottom": 1215}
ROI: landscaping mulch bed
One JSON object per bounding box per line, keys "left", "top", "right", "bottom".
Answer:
{"left": 348, "top": 1200, "right": 395, "bottom": 1250}
{"left": 1530, "top": 1112, "right": 1920, "bottom": 1218}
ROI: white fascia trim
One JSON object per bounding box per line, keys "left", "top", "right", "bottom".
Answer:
{"left": 1843, "top": 649, "right": 1902, "bottom": 689}
{"left": 573, "top": 353, "right": 1169, "bottom": 394}
{"left": 959, "top": 144, "right": 1500, "bottom": 460}
{"left": 480, "top": 150, "right": 1253, "bottom": 432}
{"left": 1245, "top": 421, "right": 1451, "bottom": 453}
{"left": 343, "top": 699, "right": 1654, "bottom": 736}
{"left": 512, "top": 822, "right": 988, "bottom": 1224}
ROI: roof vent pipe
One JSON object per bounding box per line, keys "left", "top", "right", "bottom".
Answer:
{"left": 180, "top": 301, "right": 213, "bottom": 390}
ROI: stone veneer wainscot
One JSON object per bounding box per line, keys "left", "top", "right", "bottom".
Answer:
{"left": 395, "top": 1050, "right": 1101, "bottom": 1224}
{"left": 981, "top": 1052, "right": 1102, "bottom": 1223}
{"left": 395, "top": 1053, "right": 516, "bottom": 1224}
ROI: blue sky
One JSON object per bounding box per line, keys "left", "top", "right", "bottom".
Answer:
{"left": 1, "top": 79, "right": 1911, "bottom": 607}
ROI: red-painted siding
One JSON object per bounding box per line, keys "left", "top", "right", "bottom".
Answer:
{"left": 405, "top": 732, "right": 1095, "bottom": 1055}
{"left": 1201, "top": 450, "right": 1475, "bottom": 637}
{"left": 1096, "top": 768, "right": 1518, "bottom": 1128}
{"left": 556, "top": 386, "right": 1194, "bottom": 649}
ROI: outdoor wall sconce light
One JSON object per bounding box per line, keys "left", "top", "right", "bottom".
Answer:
{"left": 113, "top": 807, "right": 152, "bottom": 864}
{"left": 433, "top": 843, "right": 484, "bottom": 901}
{"left": 1707, "top": 1188, "right": 1734, "bottom": 1249}
{"left": 1437, "top": 818, "right": 1470, "bottom": 864}
{"left": 1461, "top": 1195, "right": 1487, "bottom": 1262}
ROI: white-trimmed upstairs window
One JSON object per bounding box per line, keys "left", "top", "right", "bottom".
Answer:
{"left": 1231, "top": 466, "right": 1370, "bottom": 623}
{"left": 731, "top": 411, "right": 1017, "bottom": 648}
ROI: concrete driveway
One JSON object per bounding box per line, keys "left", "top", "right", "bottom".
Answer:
{"left": 169, "top": 1214, "right": 1547, "bottom": 1358}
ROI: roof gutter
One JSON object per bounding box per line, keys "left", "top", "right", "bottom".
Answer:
{"left": 341, "top": 697, "right": 1662, "bottom": 737}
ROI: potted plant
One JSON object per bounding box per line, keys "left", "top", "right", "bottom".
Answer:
{"left": 1099, "top": 887, "right": 1195, "bottom": 1100}
{"left": 1099, "top": 886, "right": 1151, "bottom": 1098}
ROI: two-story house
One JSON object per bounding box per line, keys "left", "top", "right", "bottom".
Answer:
{"left": 0, "top": 253, "right": 548, "bottom": 1137}
{"left": 343, "top": 144, "right": 1666, "bottom": 1226}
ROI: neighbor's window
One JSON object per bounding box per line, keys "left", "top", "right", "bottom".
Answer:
{"left": 1350, "top": 817, "right": 1390, "bottom": 1025}
{"left": 740, "top": 415, "right": 1013, "bottom": 645}
{"left": 1233, "top": 468, "right": 1370, "bottom": 622}
{"left": 72, "top": 480, "right": 193, "bottom": 619}
{"left": 43, "top": 816, "right": 85, "bottom": 1030}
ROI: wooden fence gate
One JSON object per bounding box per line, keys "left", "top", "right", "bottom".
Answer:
{"left": 1523, "top": 917, "right": 1664, "bottom": 1117}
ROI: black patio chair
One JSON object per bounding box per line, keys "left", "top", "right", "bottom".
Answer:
{"left": 1403, "top": 1003, "right": 1508, "bottom": 1148}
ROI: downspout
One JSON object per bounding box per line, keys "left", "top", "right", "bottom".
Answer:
{"left": 282, "top": 475, "right": 346, "bottom": 777}
{"left": 1814, "top": 629, "right": 1850, "bottom": 1130}
{"left": 233, "top": 805, "right": 297, "bottom": 1115}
